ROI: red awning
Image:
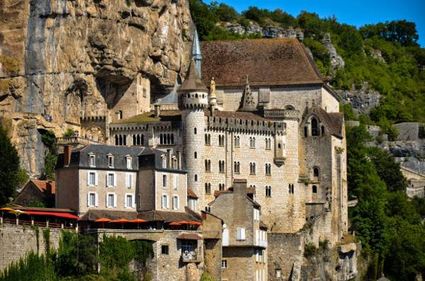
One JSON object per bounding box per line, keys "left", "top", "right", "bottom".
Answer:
{"left": 23, "top": 211, "right": 79, "bottom": 220}
{"left": 128, "top": 219, "right": 147, "bottom": 223}
{"left": 95, "top": 218, "right": 111, "bottom": 223}
{"left": 109, "top": 219, "right": 129, "bottom": 223}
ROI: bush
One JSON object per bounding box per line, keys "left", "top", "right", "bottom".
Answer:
{"left": 304, "top": 242, "right": 318, "bottom": 257}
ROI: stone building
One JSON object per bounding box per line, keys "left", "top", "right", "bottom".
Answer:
{"left": 14, "top": 179, "right": 56, "bottom": 207}
{"left": 209, "top": 179, "right": 268, "bottom": 281}
{"left": 58, "top": 35, "right": 350, "bottom": 280}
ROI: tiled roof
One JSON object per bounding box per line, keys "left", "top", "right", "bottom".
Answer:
{"left": 31, "top": 180, "right": 56, "bottom": 194}
{"left": 187, "top": 188, "right": 199, "bottom": 199}
{"left": 201, "top": 38, "right": 323, "bottom": 87}
{"left": 307, "top": 107, "right": 344, "bottom": 138}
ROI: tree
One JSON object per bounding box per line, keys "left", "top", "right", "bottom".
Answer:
{"left": 0, "top": 124, "right": 20, "bottom": 206}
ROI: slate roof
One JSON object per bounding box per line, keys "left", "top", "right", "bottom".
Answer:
{"left": 201, "top": 38, "right": 323, "bottom": 87}
{"left": 180, "top": 59, "right": 208, "bottom": 92}
{"left": 56, "top": 145, "right": 145, "bottom": 170}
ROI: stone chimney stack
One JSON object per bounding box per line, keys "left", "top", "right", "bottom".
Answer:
{"left": 64, "top": 145, "right": 72, "bottom": 167}
{"left": 233, "top": 179, "right": 248, "bottom": 197}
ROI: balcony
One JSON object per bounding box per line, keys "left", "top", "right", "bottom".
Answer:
{"left": 181, "top": 249, "right": 202, "bottom": 263}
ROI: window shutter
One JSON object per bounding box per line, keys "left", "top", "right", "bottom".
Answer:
{"left": 113, "top": 194, "right": 117, "bottom": 207}
{"left": 241, "top": 228, "right": 246, "bottom": 240}
{"left": 132, "top": 195, "right": 136, "bottom": 208}
{"left": 113, "top": 173, "right": 117, "bottom": 187}
{"left": 124, "top": 195, "right": 128, "bottom": 208}
{"left": 95, "top": 172, "right": 98, "bottom": 186}
{"left": 106, "top": 174, "right": 109, "bottom": 187}
{"left": 95, "top": 193, "right": 98, "bottom": 207}
{"left": 87, "top": 172, "right": 90, "bottom": 185}
{"left": 87, "top": 193, "right": 90, "bottom": 207}
{"left": 106, "top": 194, "right": 109, "bottom": 207}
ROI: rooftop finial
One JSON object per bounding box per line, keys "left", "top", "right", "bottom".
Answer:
{"left": 192, "top": 29, "right": 202, "bottom": 78}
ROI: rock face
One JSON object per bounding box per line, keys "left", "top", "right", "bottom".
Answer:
{"left": 221, "top": 21, "right": 304, "bottom": 40}
{"left": 0, "top": 0, "right": 193, "bottom": 177}
{"left": 340, "top": 82, "right": 381, "bottom": 114}
{"left": 322, "top": 33, "right": 344, "bottom": 71}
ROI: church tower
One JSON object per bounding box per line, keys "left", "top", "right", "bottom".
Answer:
{"left": 178, "top": 59, "right": 208, "bottom": 212}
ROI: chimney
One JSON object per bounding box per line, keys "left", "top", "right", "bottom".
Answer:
{"left": 154, "top": 104, "right": 161, "bottom": 117}
{"left": 64, "top": 145, "right": 72, "bottom": 167}
{"left": 233, "top": 179, "right": 247, "bottom": 197}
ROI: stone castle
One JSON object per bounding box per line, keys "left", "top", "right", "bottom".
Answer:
{"left": 53, "top": 30, "right": 353, "bottom": 280}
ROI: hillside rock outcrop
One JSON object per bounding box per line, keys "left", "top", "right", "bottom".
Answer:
{"left": 0, "top": 0, "right": 193, "bottom": 177}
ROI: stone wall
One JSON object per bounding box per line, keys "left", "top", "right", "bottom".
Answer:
{"left": 0, "top": 223, "right": 63, "bottom": 272}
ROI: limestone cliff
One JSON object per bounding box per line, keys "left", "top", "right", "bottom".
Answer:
{"left": 0, "top": 0, "right": 193, "bottom": 177}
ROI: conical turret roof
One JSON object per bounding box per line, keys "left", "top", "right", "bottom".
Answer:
{"left": 180, "top": 60, "right": 208, "bottom": 92}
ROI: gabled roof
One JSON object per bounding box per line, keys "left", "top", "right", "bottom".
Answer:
{"left": 305, "top": 107, "right": 344, "bottom": 138}
{"left": 187, "top": 188, "right": 199, "bottom": 199}
{"left": 31, "top": 180, "right": 56, "bottom": 194}
{"left": 201, "top": 38, "right": 323, "bottom": 87}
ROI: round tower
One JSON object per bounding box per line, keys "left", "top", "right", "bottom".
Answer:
{"left": 179, "top": 60, "right": 209, "bottom": 212}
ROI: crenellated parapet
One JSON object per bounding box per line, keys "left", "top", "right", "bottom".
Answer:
{"left": 206, "top": 114, "right": 286, "bottom": 135}
{"left": 110, "top": 121, "right": 179, "bottom": 133}
{"left": 81, "top": 116, "right": 107, "bottom": 123}
{"left": 179, "top": 92, "right": 209, "bottom": 110}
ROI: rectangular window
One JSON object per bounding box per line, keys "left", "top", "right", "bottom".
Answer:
{"left": 88, "top": 172, "right": 96, "bottom": 186}
{"left": 221, "top": 260, "right": 228, "bottom": 269}
{"left": 219, "top": 160, "right": 225, "bottom": 173}
{"left": 205, "top": 183, "right": 211, "bottom": 195}
{"left": 162, "top": 174, "right": 167, "bottom": 188}
{"left": 205, "top": 134, "right": 211, "bottom": 146}
{"left": 266, "top": 186, "right": 272, "bottom": 197}
{"left": 236, "top": 227, "right": 246, "bottom": 240}
{"left": 125, "top": 194, "right": 134, "bottom": 208}
{"left": 107, "top": 193, "right": 116, "bottom": 208}
{"left": 126, "top": 157, "right": 132, "bottom": 169}
{"left": 253, "top": 208, "right": 260, "bottom": 221}
{"left": 265, "top": 163, "right": 271, "bottom": 176}
{"left": 205, "top": 160, "right": 211, "bottom": 172}
{"left": 89, "top": 154, "right": 96, "bottom": 167}
{"left": 125, "top": 173, "right": 132, "bottom": 188}
{"left": 219, "top": 183, "right": 225, "bottom": 191}
{"left": 250, "top": 137, "right": 256, "bottom": 148}
{"left": 289, "top": 184, "right": 295, "bottom": 194}
{"left": 172, "top": 195, "right": 179, "bottom": 210}
{"left": 161, "top": 195, "right": 168, "bottom": 209}
{"left": 234, "top": 136, "right": 240, "bottom": 148}
{"left": 250, "top": 162, "right": 256, "bottom": 175}
{"left": 161, "top": 245, "right": 169, "bottom": 255}
{"left": 87, "top": 192, "right": 96, "bottom": 207}
{"left": 107, "top": 155, "right": 114, "bottom": 168}
{"left": 265, "top": 138, "right": 271, "bottom": 150}
{"left": 234, "top": 161, "right": 240, "bottom": 174}
{"left": 219, "top": 135, "right": 224, "bottom": 147}
{"left": 107, "top": 173, "right": 115, "bottom": 187}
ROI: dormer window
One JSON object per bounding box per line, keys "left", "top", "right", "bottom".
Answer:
{"left": 107, "top": 154, "right": 114, "bottom": 168}
{"left": 126, "top": 156, "right": 132, "bottom": 169}
{"left": 89, "top": 154, "right": 96, "bottom": 167}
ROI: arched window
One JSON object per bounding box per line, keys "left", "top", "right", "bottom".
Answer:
{"left": 115, "top": 135, "right": 119, "bottom": 145}
{"left": 194, "top": 152, "right": 197, "bottom": 159}
{"left": 313, "top": 167, "right": 320, "bottom": 178}
{"left": 194, "top": 174, "right": 198, "bottom": 182}
{"left": 311, "top": 118, "right": 319, "bottom": 136}
{"left": 312, "top": 185, "right": 318, "bottom": 193}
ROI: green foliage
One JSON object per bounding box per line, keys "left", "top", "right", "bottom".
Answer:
{"left": 200, "top": 271, "right": 216, "bottom": 281}
{"left": 99, "top": 235, "right": 135, "bottom": 270}
{"left": 0, "top": 124, "right": 20, "bottom": 206}
{"left": 347, "top": 124, "right": 425, "bottom": 279}
{"left": 132, "top": 240, "right": 154, "bottom": 266}
{"left": 360, "top": 20, "right": 419, "bottom": 46}
{"left": 63, "top": 129, "right": 75, "bottom": 138}
{"left": 55, "top": 232, "right": 98, "bottom": 277}
{"left": 0, "top": 253, "right": 57, "bottom": 281}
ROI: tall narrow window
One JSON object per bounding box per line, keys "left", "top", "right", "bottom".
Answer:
{"left": 107, "top": 173, "right": 115, "bottom": 187}
{"left": 219, "top": 183, "right": 225, "bottom": 191}
{"left": 205, "top": 183, "right": 211, "bottom": 195}
{"left": 205, "top": 134, "right": 211, "bottom": 145}
{"left": 250, "top": 162, "right": 256, "bottom": 175}
{"left": 194, "top": 127, "right": 197, "bottom": 134}
{"left": 162, "top": 174, "right": 167, "bottom": 187}
{"left": 265, "top": 163, "right": 271, "bottom": 176}
{"left": 194, "top": 152, "right": 197, "bottom": 159}
{"left": 311, "top": 118, "right": 319, "bottom": 136}
{"left": 107, "top": 154, "right": 114, "bottom": 168}
{"left": 89, "top": 154, "right": 96, "bottom": 167}
{"left": 126, "top": 156, "right": 132, "bottom": 169}
{"left": 313, "top": 167, "right": 320, "bottom": 178}
{"left": 219, "top": 161, "right": 225, "bottom": 173}
{"left": 250, "top": 137, "right": 256, "bottom": 148}
{"left": 288, "top": 184, "right": 295, "bottom": 194}
{"left": 205, "top": 160, "right": 211, "bottom": 172}
{"left": 234, "top": 136, "right": 240, "bottom": 148}
{"left": 194, "top": 174, "right": 198, "bottom": 182}
{"left": 125, "top": 173, "right": 132, "bottom": 188}
{"left": 161, "top": 195, "right": 168, "bottom": 209}
{"left": 234, "top": 161, "right": 240, "bottom": 174}
{"left": 172, "top": 196, "right": 179, "bottom": 210}
{"left": 265, "top": 138, "right": 271, "bottom": 150}
{"left": 219, "top": 135, "right": 225, "bottom": 146}
{"left": 266, "top": 186, "right": 272, "bottom": 197}
{"left": 312, "top": 185, "right": 318, "bottom": 194}
{"left": 107, "top": 193, "right": 115, "bottom": 208}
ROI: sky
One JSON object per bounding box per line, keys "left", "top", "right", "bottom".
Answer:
{"left": 204, "top": 0, "right": 425, "bottom": 47}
